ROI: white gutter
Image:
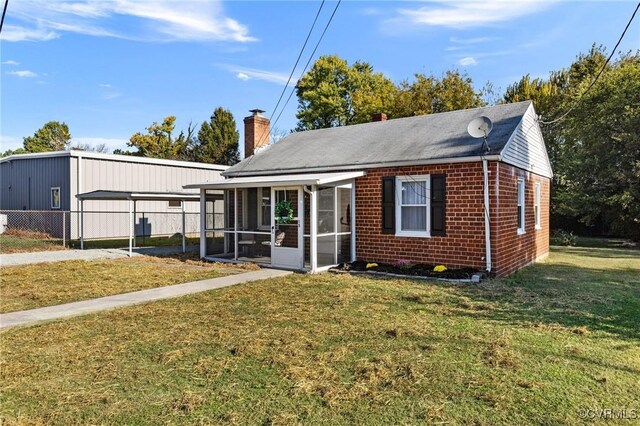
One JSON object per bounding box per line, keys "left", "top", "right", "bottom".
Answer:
{"left": 482, "top": 159, "right": 492, "bottom": 273}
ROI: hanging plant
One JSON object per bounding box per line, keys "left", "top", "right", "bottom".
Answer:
{"left": 275, "top": 199, "right": 294, "bottom": 224}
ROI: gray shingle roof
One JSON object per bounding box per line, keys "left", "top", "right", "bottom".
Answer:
{"left": 225, "top": 101, "right": 532, "bottom": 177}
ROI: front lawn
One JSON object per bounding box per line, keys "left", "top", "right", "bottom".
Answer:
{"left": 0, "top": 256, "right": 257, "bottom": 313}
{"left": 1, "top": 244, "right": 638, "bottom": 424}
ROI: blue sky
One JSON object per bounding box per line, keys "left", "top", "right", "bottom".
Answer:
{"left": 1, "top": 1, "right": 638, "bottom": 156}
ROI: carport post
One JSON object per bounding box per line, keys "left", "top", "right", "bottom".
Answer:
{"left": 80, "top": 199, "right": 84, "bottom": 250}
{"left": 181, "top": 200, "right": 186, "bottom": 254}
{"left": 133, "top": 200, "right": 137, "bottom": 248}
{"left": 129, "top": 199, "right": 134, "bottom": 257}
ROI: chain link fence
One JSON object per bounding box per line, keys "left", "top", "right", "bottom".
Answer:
{"left": 0, "top": 210, "right": 202, "bottom": 253}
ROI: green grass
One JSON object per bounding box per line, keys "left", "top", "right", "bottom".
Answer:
{"left": 67, "top": 235, "right": 201, "bottom": 250}
{"left": 1, "top": 243, "right": 639, "bottom": 424}
{"left": 0, "top": 234, "right": 65, "bottom": 254}
{"left": 0, "top": 255, "right": 257, "bottom": 313}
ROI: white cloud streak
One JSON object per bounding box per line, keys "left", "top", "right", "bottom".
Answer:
{"left": 397, "top": 1, "right": 554, "bottom": 29}
{"left": 7, "top": 70, "right": 38, "bottom": 78}
{"left": 221, "top": 65, "right": 294, "bottom": 86}
{"left": 2, "top": 60, "right": 20, "bottom": 65}
{"left": 2, "top": 0, "right": 256, "bottom": 43}
{"left": 458, "top": 57, "right": 478, "bottom": 66}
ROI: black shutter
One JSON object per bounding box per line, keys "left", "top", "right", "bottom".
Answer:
{"left": 381, "top": 176, "right": 395, "bottom": 234}
{"left": 431, "top": 174, "right": 446, "bottom": 236}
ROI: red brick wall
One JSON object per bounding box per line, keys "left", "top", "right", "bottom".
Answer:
{"left": 492, "top": 163, "right": 550, "bottom": 276}
{"left": 354, "top": 161, "right": 550, "bottom": 276}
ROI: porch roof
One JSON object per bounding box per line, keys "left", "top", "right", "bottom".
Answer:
{"left": 184, "top": 171, "right": 365, "bottom": 190}
{"left": 76, "top": 190, "right": 201, "bottom": 201}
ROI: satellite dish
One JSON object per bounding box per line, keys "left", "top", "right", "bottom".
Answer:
{"left": 467, "top": 116, "right": 493, "bottom": 139}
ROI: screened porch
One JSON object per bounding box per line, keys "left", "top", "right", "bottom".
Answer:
{"left": 186, "top": 172, "right": 363, "bottom": 272}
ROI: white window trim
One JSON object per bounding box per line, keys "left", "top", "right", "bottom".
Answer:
{"left": 395, "top": 175, "right": 430, "bottom": 238}
{"left": 534, "top": 182, "right": 541, "bottom": 230}
{"left": 256, "top": 187, "right": 271, "bottom": 230}
{"left": 50, "top": 187, "right": 61, "bottom": 209}
{"left": 517, "top": 178, "right": 526, "bottom": 235}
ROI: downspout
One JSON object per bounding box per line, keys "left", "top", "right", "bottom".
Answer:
{"left": 482, "top": 159, "right": 492, "bottom": 273}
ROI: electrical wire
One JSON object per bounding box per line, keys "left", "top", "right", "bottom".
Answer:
{"left": 0, "top": 0, "right": 9, "bottom": 34}
{"left": 540, "top": 1, "right": 640, "bottom": 125}
{"left": 267, "top": 0, "right": 342, "bottom": 142}
{"left": 267, "top": 1, "right": 325, "bottom": 129}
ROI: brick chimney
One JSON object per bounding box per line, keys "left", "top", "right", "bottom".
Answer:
{"left": 371, "top": 112, "right": 388, "bottom": 122}
{"left": 244, "top": 109, "right": 270, "bottom": 158}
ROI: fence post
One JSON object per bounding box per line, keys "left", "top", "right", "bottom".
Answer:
{"left": 182, "top": 202, "right": 186, "bottom": 253}
{"left": 62, "top": 210, "right": 66, "bottom": 247}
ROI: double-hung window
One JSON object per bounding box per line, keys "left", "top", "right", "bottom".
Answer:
{"left": 396, "top": 175, "right": 430, "bottom": 237}
{"left": 257, "top": 188, "right": 271, "bottom": 230}
{"left": 517, "top": 178, "right": 525, "bottom": 234}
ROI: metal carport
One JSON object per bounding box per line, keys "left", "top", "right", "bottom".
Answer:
{"left": 76, "top": 190, "right": 201, "bottom": 256}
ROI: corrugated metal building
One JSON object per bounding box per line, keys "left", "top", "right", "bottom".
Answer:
{"left": 0, "top": 151, "right": 227, "bottom": 239}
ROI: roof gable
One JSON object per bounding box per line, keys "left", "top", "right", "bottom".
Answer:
{"left": 225, "top": 101, "right": 539, "bottom": 177}
{"left": 501, "top": 103, "right": 553, "bottom": 178}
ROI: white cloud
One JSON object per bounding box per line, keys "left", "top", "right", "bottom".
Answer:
{"left": 1, "top": 60, "right": 20, "bottom": 65}
{"left": 3, "top": 0, "right": 256, "bottom": 43}
{"left": 0, "top": 135, "right": 23, "bottom": 152}
{"left": 221, "top": 65, "right": 294, "bottom": 86}
{"left": 396, "top": 1, "right": 554, "bottom": 29}
{"left": 450, "top": 36, "right": 500, "bottom": 44}
{"left": 99, "top": 83, "right": 112, "bottom": 88}
{"left": 458, "top": 57, "right": 478, "bottom": 66}
{"left": 7, "top": 70, "right": 38, "bottom": 78}
{"left": 1, "top": 24, "right": 59, "bottom": 42}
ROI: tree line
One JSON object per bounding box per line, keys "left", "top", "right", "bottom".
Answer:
{"left": 4, "top": 47, "right": 637, "bottom": 239}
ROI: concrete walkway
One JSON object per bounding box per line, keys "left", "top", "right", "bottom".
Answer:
{"left": 0, "top": 268, "right": 292, "bottom": 330}
{"left": 0, "top": 245, "right": 199, "bottom": 267}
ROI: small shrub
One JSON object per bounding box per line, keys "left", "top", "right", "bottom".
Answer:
{"left": 394, "top": 259, "right": 412, "bottom": 270}
{"left": 433, "top": 265, "right": 447, "bottom": 273}
{"left": 552, "top": 229, "right": 577, "bottom": 246}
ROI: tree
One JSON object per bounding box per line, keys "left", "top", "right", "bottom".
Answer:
{"left": 127, "top": 116, "right": 192, "bottom": 160}
{"left": 1, "top": 147, "right": 27, "bottom": 157}
{"left": 295, "top": 55, "right": 396, "bottom": 130}
{"left": 391, "top": 70, "right": 484, "bottom": 118}
{"left": 70, "top": 142, "right": 109, "bottom": 153}
{"left": 194, "top": 107, "right": 240, "bottom": 165}
{"left": 23, "top": 121, "right": 71, "bottom": 152}
{"left": 504, "top": 45, "right": 639, "bottom": 240}
{"left": 559, "top": 52, "right": 640, "bottom": 240}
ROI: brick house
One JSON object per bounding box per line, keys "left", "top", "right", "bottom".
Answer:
{"left": 187, "top": 101, "right": 552, "bottom": 276}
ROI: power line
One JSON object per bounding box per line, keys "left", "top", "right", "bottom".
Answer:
{"left": 267, "top": 1, "right": 325, "bottom": 127}
{"left": 0, "top": 0, "right": 9, "bottom": 34}
{"left": 269, "top": 0, "right": 342, "bottom": 137}
{"left": 540, "top": 1, "right": 640, "bottom": 126}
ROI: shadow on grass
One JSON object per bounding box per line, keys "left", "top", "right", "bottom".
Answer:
{"left": 434, "top": 262, "right": 640, "bottom": 341}
{"left": 552, "top": 246, "right": 640, "bottom": 259}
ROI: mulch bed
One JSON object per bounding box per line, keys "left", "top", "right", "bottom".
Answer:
{"left": 332, "top": 260, "right": 481, "bottom": 280}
